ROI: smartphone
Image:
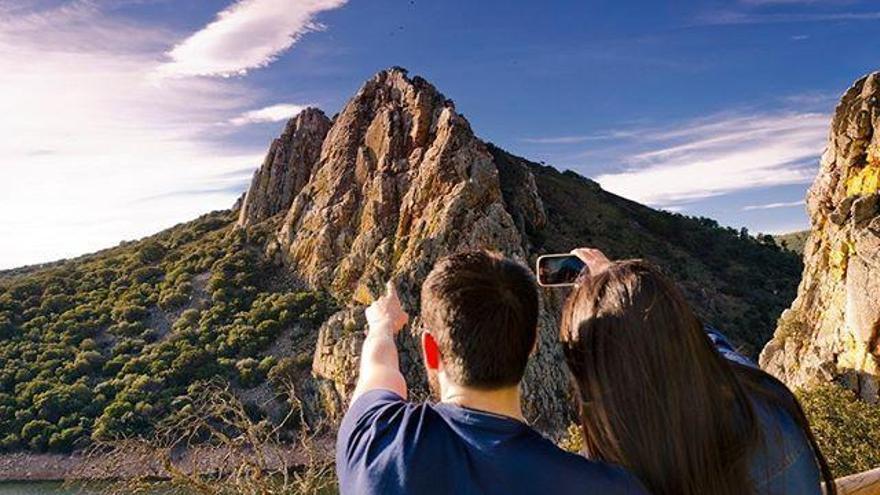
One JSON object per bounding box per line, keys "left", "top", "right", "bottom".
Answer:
{"left": 536, "top": 254, "right": 586, "bottom": 287}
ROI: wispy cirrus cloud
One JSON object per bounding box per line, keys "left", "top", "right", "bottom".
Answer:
{"left": 229, "top": 103, "right": 311, "bottom": 126}
{"left": 591, "top": 111, "right": 828, "bottom": 207}
{"left": 521, "top": 131, "right": 636, "bottom": 144}
{"left": 739, "top": 0, "right": 858, "bottom": 5}
{"left": 742, "top": 200, "right": 806, "bottom": 211}
{"left": 698, "top": 10, "right": 880, "bottom": 25}
{"left": 157, "top": 0, "right": 348, "bottom": 78}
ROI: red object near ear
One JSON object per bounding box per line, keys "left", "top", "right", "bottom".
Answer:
{"left": 423, "top": 332, "right": 441, "bottom": 370}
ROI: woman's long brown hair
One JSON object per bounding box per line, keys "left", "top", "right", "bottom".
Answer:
{"left": 560, "top": 260, "right": 836, "bottom": 495}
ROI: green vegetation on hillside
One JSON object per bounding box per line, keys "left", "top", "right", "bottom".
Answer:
{"left": 0, "top": 211, "right": 335, "bottom": 453}
{"left": 774, "top": 230, "right": 810, "bottom": 256}
{"left": 799, "top": 384, "right": 880, "bottom": 477}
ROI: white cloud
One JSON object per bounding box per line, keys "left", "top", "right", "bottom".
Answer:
{"left": 740, "top": 0, "right": 853, "bottom": 4}
{"left": 700, "top": 10, "right": 880, "bottom": 25}
{"left": 742, "top": 200, "right": 806, "bottom": 211}
{"left": 594, "top": 112, "right": 828, "bottom": 206}
{"left": 157, "top": 0, "right": 348, "bottom": 78}
{"left": 0, "top": 2, "right": 269, "bottom": 269}
{"left": 662, "top": 205, "right": 686, "bottom": 213}
{"left": 229, "top": 103, "right": 310, "bottom": 126}
{"left": 521, "top": 131, "right": 635, "bottom": 144}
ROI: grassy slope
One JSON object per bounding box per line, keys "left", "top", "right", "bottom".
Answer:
{"left": 774, "top": 230, "right": 811, "bottom": 255}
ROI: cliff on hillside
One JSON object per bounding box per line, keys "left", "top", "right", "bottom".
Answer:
{"left": 237, "top": 68, "right": 803, "bottom": 432}
{"left": 761, "top": 72, "right": 880, "bottom": 403}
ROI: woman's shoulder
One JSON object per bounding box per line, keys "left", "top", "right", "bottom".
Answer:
{"left": 748, "top": 393, "right": 823, "bottom": 495}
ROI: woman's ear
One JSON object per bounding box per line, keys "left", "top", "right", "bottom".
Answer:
{"left": 422, "top": 332, "right": 441, "bottom": 370}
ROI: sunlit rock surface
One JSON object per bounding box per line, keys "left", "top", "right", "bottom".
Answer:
{"left": 761, "top": 72, "right": 880, "bottom": 403}
{"left": 237, "top": 108, "right": 332, "bottom": 227}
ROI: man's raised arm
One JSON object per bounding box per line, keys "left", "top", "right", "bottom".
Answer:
{"left": 351, "top": 281, "right": 410, "bottom": 404}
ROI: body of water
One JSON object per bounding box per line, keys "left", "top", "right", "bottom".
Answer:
{"left": 0, "top": 482, "right": 90, "bottom": 494}
{"left": 0, "top": 482, "right": 180, "bottom": 495}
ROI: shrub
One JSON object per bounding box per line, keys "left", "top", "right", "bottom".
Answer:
{"left": 21, "top": 419, "right": 54, "bottom": 451}
{"left": 136, "top": 241, "right": 167, "bottom": 264}
{"left": 0, "top": 316, "right": 13, "bottom": 339}
{"left": 158, "top": 284, "right": 191, "bottom": 311}
{"left": 236, "top": 358, "right": 261, "bottom": 388}
{"left": 130, "top": 266, "right": 164, "bottom": 284}
{"left": 108, "top": 321, "right": 145, "bottom": 338}
{"left": 0, "top": 433, "right": 20, "bottom": 451}
{"left": 111, "top": 303, "right": 149, "bottom": 323}
{"left": 40, "top": 294, "right": 73, "bottom": 314}
{"left": 48, "top": 426, "right": 85, "bottom": 452}
{"left": 799, "top": 384, "right": 880, "bottom": 477}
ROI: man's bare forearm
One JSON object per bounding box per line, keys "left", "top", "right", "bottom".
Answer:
{"left": 352, "top": 328, "right": 408, "bottom": 402}
{"left": 352, "top": 284, "right": 410, "bottom": 404}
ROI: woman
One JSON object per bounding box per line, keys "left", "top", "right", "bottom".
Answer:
{"left": 559, "top": 248, "right": 836, "bottom": 495}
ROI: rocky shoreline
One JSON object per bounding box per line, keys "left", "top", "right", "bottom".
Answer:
{"left": 0, "top": 437, "right": 334, "bottom": 482}
{"left": 0, "top": 453, "right": 88, "bottom": 482}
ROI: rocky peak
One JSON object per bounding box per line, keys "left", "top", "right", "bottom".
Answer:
{"left": 761, "top": 72, "right": 880, "bottom": 402}
{"left": 241, "top": 68, "right": 565, "bottom": 430}
{"left": 275, "top": 67, "right": 539, "bottom": 301}
{"left": 237, "top": 107, "right": 332, "bottom": 227}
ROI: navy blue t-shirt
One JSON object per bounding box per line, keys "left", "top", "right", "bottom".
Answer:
{"left": 336, "top": 389, "right": 648, "bottom": 495}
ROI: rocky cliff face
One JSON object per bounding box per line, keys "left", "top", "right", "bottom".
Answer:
{"left": 238, "top": 68, "right": 805, "bottom": 434}
{"left": 245, "top": 68, "right": 569, "bottom": 431}
{"left": 274, "top": 70, "right": 536, "bottom": 299}
{"left": 761, "top": 72, "right": 880, "bottom": 403}
{"left": 237, "top": 108, "right": 332, "bottom": 227}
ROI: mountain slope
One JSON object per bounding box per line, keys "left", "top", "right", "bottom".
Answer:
{"left": 0, "top": 212, "right": 336, "bottom": 452}
{"left": 0, "top": 68, "right": 802, "bottom": 454}
{"left": 497, "top": 147, "right": 802, "bottom": 354}
{"left": 774, "top": 230, "right": 810, "bottom": 255}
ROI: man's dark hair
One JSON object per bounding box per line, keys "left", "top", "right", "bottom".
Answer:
{"left": 420, "top": 250, "right": 539, "bottom": 389}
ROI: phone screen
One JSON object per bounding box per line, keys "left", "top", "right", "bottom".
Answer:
{"left": 537, "top": 255, "right": 586, "bottom": 287}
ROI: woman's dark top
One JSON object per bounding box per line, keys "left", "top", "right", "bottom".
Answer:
{"left": 707, "top": 328, "right": 822, "bottom": 495}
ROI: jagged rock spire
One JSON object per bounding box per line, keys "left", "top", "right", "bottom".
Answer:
{"left": 237, "top": 68, "right": 564, "bottom": 430}
{"left": 761, "top": 72, "right": 880, "bottom": 402}
{"left": 276, "top": 68, "right": 537, "bottom": 299}
{"left": 237, "top": 108, "right": 332, "bottom": 227}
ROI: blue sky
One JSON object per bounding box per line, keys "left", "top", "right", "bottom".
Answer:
{"left": 1, "top": 0, "right": 878, "bottom": 268}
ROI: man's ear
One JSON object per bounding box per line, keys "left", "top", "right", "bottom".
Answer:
{"left": 530, "top": 333, "right": 540, "bottom": 356}
{"left": 422, "top": 332, "right": 441, "bottom": 370}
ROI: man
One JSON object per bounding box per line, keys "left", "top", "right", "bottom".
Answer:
{"left": 336, "top": 251, "right": 647, "bottom": 494}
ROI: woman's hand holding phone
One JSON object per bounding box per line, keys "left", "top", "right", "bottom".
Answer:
{"left": 570, "top": 248, "right": 612, "bottom": 278}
